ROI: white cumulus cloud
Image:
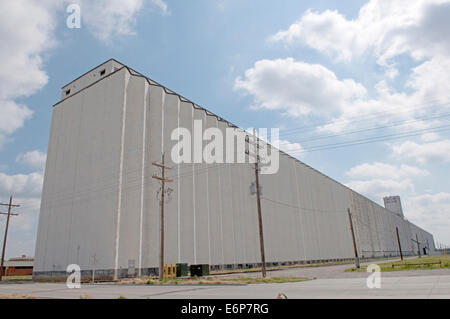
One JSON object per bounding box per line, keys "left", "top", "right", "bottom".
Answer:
{"left": 16, "top": 150, "right": 47, "bottom": 171}
{"left": 274, "top": 139, "right": 304, "bottom": 158}
{"left": 345, "top": 162, "right": 429, "bottom": 202}
{"left": 403, "top": 192, "right": 450, "bottom": 245}
{"left": 71, "top": 0, "right": 145, "bottom": 41}
{"left": 0, "top": 170, "right": 44, "bottom": 257}
{"left": 392, "top": 139, "right": 450, "bottom": 164}
{"left": 0, "top": 0, "right": 60, "bottom": 148}
{"left": 150, "top": 0, "right": 169, "bottom": 15}
{"left": 346, "top": 162, "right": 429, "bottom": 180}
{"left": 0, "top": 172, "right": 44, "bottom": 198}
{"left": 270, "top": 0, "right": 450, "bottom": 66}
{"left": 253, "top": 0, "right": 450, "bottom": 137}
{"left": 0, "top": 0, "right": 152, "bottom": 150}
{"left": 346, "top": 179, "right": 415, "bottom": 200}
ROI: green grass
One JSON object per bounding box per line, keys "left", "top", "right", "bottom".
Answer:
{"left": 217, "top": 277, "right": 311, "bottom": 284}
{"left": 0, "top": 275, "right": 33, "bottom": 281}
{"left": 210, "top": 260, "right": 352, "bottom": 275}
{"left": 0, "top": 294, "right": 37, "bottom": 299}
{"left": 138, "top": 276, "right": 310, "bottom": 285}
{"left": 345, "top": 255, "right": 450, "bottom": 272}
{"left": 209, "top": 257, "right": 403, "bottom": 276}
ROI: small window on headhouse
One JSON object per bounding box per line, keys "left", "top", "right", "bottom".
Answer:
{"left": 100, "top": 69, "right": 106, "bottom": 76}
{"left": 65, "top": 89, "right": 71, "bottom": 96}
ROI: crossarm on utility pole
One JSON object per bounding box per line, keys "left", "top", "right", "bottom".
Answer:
{"left": 0, "top": 196, "right": 20, "bottom": 281}
{"left": 152, "top": 153, "right": 172, "bottom": 281}
{"left": 151, "top": 176, "right": 173, "bottom": 183}
{"left": 152, "top": 162, "right": 172, "bottom": 170}
{"left": 249, "top": 129, "right": 267, "bottom": 278}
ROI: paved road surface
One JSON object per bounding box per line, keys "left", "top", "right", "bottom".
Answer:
{"left": 1, "top": 260, "right": 449, "bottom": 299}
{"left": 0, "top": 275, "right": 449, "bottom": 299}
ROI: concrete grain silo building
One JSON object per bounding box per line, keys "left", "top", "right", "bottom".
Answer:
{"left": 33, "top": 59, "right": 435, "bottom": 280}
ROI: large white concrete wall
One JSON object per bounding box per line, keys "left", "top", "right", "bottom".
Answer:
{"left": 35, "top": 67, "right": 128, "bottom": 274}
{"left": 61, "top": 59, "right": 124, "bottom": 99}
{"left": 34, "top": 64, "right": 435, "bottom": 278}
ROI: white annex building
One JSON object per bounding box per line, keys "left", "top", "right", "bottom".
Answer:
{"left": 34, "top": 59, "right": 435, "bottom": 280}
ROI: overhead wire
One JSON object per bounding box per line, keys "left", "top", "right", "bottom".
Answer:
{"left": 25, "top": 119, "right": 450, "bottom": 210}
{"left": 272, "top": 97, "right": 450, "bottom": 137}
{"left": 21, "top": 97, "right": 450, "bottom": 211}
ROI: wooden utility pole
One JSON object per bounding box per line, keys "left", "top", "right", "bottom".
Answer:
{"left": 347, "top": 208, "right": 360, "bottom": 268}
{"left": 395, "top": 227, "right": 403, "bottom": 261}
{"left": 91, "top": 253, "right": 97, "bottom": 283}
{"left": 152, "top": 153, "right": 173, "bottom": 280}
{"left": 254, "top": 143, "right": 267, "bottom": 278}
{"left": 411, "top": 234, "right": 421, "bottom": 258}
{"left": 416, "top": 234, "right": 421, "bottom": 257}
{"left": 246, "top": 129, "right": 267, "bottom": 278}
{"left": 0, "top": 196, "right": 20, "bottom": 281}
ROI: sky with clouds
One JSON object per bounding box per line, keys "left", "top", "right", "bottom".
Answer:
{"left": 0, "top": 0, "right": 449, "bottom": 258}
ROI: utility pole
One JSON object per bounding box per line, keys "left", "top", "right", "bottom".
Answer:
{"left": 0, "top": 196, "right": 20, "bottom": 281}
{"left": 395, "top": 227, "right": 403, "bottom": 261}
{"left": 246, "top": 130, "right": 267, "bottom": 278}
{"left": 91, "top": 253, "right": 97, "bottom": 283}
{"left": 347, "top": 208, "right": 360, "bottom": 268}
{"left": 416, "top": 234, "right": 421, "bottom": 257}
{"left": 152, "top": 153, "right": 173, "bottom": 280}
{"left": 411, "top": 234, "right": 421, "bottom": 258}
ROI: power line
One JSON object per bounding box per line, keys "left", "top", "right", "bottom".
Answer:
{"left": 279, "top": 124, "right": 450, "bottom": 154}
{"left": 34, "top": 120, "right": 450, "bottom": 210}
{"left": 273, "top": 98, "right": 450, "bottom": 137}
{"left": 280, "top": 112, "right": 450, "bottom": 144}
{"left": 33, "top": 119, "right": 450, "bottom": 210}
{"left": 44, "top": 99, "right": 450, "bottom": 204}
{"left": 34, "top": 100, "right": 450, "bottom": 209}
{"left": 260, "top": 196, "right": 346, "bottom": 214}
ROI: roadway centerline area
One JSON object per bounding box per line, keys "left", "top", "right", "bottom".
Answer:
{"left": 0, "top": 275, "right": 449, "bottom": 299}
{"left": 1, "top": 258, "right": 450, "bottom": 299}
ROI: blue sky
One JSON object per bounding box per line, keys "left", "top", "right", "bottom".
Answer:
{"left": 1, "top": 0, "right": 450, "bottom": 258}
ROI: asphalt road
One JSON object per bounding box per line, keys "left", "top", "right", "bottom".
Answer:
{"left": 1, "top": 260, "right": 449, "bottom": 299}
{"left": 0, "top": 275, "right": 449, "bottom": 299}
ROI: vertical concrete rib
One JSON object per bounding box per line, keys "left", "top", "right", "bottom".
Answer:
{"left": 177, "top": 99, "right": 181, "bottom": 263}
{"left": 228, "top": 166, "right": 237, "bottom": 265}
{"left": 138, "top": 81, "right": 149, "bottom": 276}
{"left": 293, "top": 163, "right": 306, "bottom": 261}
{"left": 192, "top": 107, "right": 197, "bottom": 264}
{"left": 114, "top": 71, "right": 130, "bottom": 279}
{"left": 161, "top": 89, "right": 165, "bottom": 151}
{"left": 205, "top": 113, "right": 212, "bottom": 266}
{"left": 217, "top": 120, "right": 225, "bottom": 266}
